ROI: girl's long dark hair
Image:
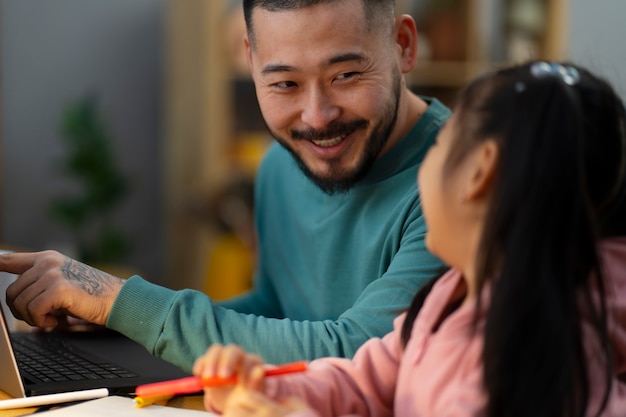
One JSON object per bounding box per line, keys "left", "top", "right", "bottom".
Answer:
{"left": 402, "top": 62, "right": 626, "bottom": 417}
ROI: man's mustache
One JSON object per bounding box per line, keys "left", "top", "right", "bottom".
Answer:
{"left": 290, "top": 119, "right": 368, "bottom": 141}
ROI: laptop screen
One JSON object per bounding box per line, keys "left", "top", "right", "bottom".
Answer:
{"left": 0, "top": 301, "right": 27, "bottom": 398}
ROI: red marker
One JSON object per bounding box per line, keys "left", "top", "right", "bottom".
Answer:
{"left": 135, "top": 361, "right": 307, "bottom": 398}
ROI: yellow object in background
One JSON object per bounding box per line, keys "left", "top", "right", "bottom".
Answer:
{"left": 202, "top": 133, "right": 266, "bottom": 301}
{"left": 204, "top": 234, "right": 254, "bottom": 301}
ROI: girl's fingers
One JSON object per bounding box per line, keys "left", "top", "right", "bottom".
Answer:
{"left": 224, "top": 387, "right": 301, "bottom": 417}
{"left": 244, "top": 365, "right": 265, "bottom": 391}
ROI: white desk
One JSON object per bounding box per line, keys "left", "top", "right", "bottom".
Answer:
{"left": 0, "top": 390, "right": 205, "bottom": 416}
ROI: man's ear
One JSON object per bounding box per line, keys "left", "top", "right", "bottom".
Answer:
{"left": 464, "top": 140, "right": 498, "bottom": 201}
{"left": 394, "top": 14, "right": 418, "bottom": 74}
{"left": 244, "top": 34, "right": 254, "bottom": 75}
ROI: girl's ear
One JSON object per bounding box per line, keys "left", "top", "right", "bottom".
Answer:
{"left": 394, "top": 14, "right": 418, "bottom": 74}
{"left": 464, "top": 140, "right": 498, "bottom": 201}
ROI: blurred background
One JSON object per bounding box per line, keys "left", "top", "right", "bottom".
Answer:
{"left": 0, "top": 0, "right": 624, "bottom": 297}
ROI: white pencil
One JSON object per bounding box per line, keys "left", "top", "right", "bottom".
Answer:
{"left": 0, "top": 388, "right": 109, "bottom": 409}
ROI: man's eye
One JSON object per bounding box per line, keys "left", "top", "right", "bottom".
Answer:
{"left": 336, "top": 72, "right": 359, "bottom": 81}
{"left": 272, "top": 81, "right": 297, "bottom": 89}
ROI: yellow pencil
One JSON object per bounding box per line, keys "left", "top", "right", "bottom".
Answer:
{"left": 134, "top": 394, "right": 175, "bottom": 408}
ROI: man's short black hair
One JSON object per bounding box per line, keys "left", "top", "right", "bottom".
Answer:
{"left": 243, "top": 0, "right": 396, "bottom": 49}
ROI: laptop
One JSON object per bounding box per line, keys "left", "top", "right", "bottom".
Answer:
{"left": 0, "top": 296, "right": 189, "bottom": 398}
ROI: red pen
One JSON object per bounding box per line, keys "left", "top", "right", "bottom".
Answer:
{"left": 135, "top": 361, "right": 308, "bottom": 398}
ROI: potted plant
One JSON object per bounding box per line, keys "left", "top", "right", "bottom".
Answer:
{"left": 49, "top": 95, "right": 131, "bottom": 265}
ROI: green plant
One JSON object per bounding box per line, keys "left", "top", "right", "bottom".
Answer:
{"left": 49, "top": 95, "right": 131, "bottom": 264}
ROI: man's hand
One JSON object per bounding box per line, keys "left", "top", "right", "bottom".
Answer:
{"left": 0, "top": 250, "right": 125, "bottom": 328}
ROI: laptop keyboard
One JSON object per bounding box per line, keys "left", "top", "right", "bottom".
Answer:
{"left": 12, "top": 335, "right": 139, "bottom": 383}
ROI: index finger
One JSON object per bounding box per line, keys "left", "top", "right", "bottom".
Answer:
{"left": 0, "top": 252, "right": 38, "bottom": 275}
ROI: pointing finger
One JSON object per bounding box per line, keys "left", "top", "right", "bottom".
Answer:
{"left": 0, "top": 252, "right": 40, "bottom": 275}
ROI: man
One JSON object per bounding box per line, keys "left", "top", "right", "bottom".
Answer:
{"left": 0, "top": 0, "right": 449, "bottom": 373}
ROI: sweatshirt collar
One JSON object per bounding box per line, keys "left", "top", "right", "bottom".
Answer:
{"left": 358, "top": 97, "right": 450, "bottom": 186}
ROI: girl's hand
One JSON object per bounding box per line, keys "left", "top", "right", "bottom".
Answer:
{"left": 223, "top": 387, "right": 311, "bottom": 417}
{"left": 192, "top": 344, "right": 264, "bottom": 413}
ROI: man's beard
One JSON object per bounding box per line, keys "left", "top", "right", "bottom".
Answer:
{"left": 270, "top": 72, "right": 402, "bottom": 195}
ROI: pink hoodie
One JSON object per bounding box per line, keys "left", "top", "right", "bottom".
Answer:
{"left": 260, "top": 238, "right": 626, "bottom": 416}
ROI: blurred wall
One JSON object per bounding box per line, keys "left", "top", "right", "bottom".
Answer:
{"left": 0, "top": 0, "right": 167, "bottom": 282}
{"left": 568, "top": 0, "right": 626, "bottom": 100}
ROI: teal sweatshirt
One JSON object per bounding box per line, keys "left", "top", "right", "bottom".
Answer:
{"left": 107, "top": 98, "right": 450, "bottom": 373}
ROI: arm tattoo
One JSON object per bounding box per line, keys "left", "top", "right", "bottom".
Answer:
{"left": 61, "top": 258, "right": 121, "bottom": 297}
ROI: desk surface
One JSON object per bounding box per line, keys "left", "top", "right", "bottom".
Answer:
{"left": 0, "top": 391, "right": 205, "bottom": 416}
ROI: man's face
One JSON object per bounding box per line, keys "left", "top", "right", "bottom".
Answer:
{"left": 246, "top": 0, "right": 402, "bottom": 194}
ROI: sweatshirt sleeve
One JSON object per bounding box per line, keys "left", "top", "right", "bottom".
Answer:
{"left": 107, "top": 275, "right": 304, "bottom": 373}
{"left": 106, "top": 269, "right": 406, "bottom": 374}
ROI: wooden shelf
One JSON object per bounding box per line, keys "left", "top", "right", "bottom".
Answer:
{"left": 409, "top": 60, "right": 493, "bottom": 87}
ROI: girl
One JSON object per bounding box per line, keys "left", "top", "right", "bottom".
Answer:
{"left": 192, "top": 61, "right": 626, "bottom": 417}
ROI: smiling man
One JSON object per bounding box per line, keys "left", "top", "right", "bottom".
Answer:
{"left": 0, "top": 0, "right": 450, "bottom": 373}
{"left": 248, "top": 0, "right": 408, "bottom": 194}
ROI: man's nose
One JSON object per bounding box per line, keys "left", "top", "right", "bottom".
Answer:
{"left": 300, "top": 86, "right": 341, "bottom": 130}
